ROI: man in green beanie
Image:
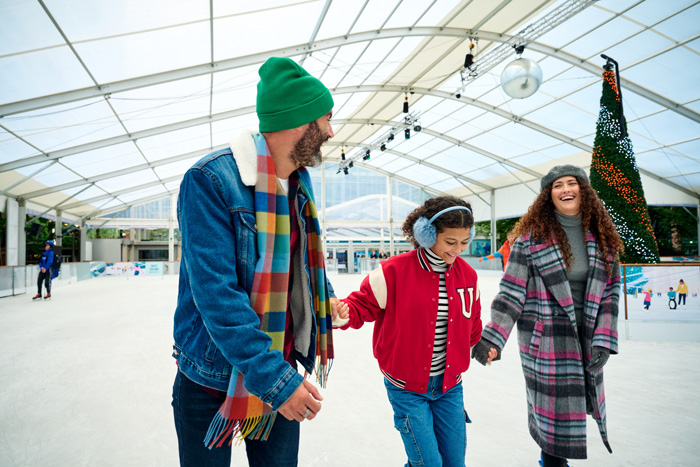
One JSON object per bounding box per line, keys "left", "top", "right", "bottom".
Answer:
{"left": 172, "top": 56, "right": 342, "bottom": 467}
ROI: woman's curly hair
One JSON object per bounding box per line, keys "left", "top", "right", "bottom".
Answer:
{"left": 513, "top": 176, "right": 623, "bottom": 274}
{"left": 403, "top": 196, "right": 474, "bottom": 248}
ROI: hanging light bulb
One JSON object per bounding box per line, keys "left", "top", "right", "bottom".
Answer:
{"left": 403, "top": 93, "right": 409, "bottom": 113}
{"left": 501, "top": 45, "right": 542, "bottom": 99}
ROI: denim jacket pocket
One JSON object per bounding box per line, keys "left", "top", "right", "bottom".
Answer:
{"left": 235, "top": 210, "right": 257, "bottom": 290}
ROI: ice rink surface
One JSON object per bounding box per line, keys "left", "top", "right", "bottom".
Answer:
{"left": 1, "top": 271, "right": 699, "bottom": 466}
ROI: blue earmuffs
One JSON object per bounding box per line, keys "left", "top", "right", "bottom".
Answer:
{"left": 413, "top": 206, "right": 475, "bottom": 248}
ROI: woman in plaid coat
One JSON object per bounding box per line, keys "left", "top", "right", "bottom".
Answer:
{"left": 472, "top": 165, "right": 623, "bottom": 466}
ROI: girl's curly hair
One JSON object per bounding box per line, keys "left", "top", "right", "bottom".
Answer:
{"left": 513, "top": 176, "right": 623, "bottom": 274}
{"left": 402, "top": 196, "right": 474, "bottom": 248}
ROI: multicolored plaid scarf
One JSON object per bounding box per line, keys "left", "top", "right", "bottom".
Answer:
{"left": 204, "top": 133, "right": 333, "bottom": 449}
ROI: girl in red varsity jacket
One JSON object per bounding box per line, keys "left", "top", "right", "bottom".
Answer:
{"left": 335, "top": 196, "right": 496, "bottom": 467}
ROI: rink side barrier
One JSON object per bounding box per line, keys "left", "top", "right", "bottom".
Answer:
{"left": 620, "top": 262, "right": 700, "bottom": 342}
{"left": 0, "top": 261, "right": 181, "bottom": 299}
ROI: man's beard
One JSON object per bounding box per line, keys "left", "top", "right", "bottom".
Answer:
{"left": 290, "top": 120, "right": 327, "bottom": 168}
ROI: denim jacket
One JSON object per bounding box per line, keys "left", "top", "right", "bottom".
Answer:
{"left": 173, "top": 131, "right": 333, "bottom": 411}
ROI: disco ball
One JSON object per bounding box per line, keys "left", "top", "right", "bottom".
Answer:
{"left": 500, "top": 57, "right": 543, "bottom": 99}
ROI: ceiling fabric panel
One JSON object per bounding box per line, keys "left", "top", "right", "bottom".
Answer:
{"left": 1, "top": 0, "right": 698, "bottom": 220}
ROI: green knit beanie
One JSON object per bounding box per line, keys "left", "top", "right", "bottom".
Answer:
{"left": 256, "top": 57, "right": 334, "bottom": 132}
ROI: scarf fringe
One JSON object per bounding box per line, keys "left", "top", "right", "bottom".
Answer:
{"left": 204, "top": 412, "right": 278, "bottom": 450}
{"left": 315, "top": 360, "right": 332, "bottom": 388}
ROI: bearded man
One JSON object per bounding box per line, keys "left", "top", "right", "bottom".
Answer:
{"left": 171, "top": 57, "right": 342, "bottom": 467}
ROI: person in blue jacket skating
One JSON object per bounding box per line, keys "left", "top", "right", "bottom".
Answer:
{"left": 33, "top": 240, "right": 54, "bottom": 301}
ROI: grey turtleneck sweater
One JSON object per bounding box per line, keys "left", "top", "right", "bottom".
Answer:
{"left": 555, "top": 211, "right": 589, "bottom": 326}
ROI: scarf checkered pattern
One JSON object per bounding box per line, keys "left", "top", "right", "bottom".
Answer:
{"left": 205, "top": 133, "right": 333, "bottom": 448}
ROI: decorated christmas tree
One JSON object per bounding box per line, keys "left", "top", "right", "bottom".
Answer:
{"left": 590, "top": 65, "right": 659, "bottom": 263}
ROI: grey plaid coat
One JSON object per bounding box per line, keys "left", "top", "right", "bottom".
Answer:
{"left": 481, "top": 231, "right": 620, "bottom": 459}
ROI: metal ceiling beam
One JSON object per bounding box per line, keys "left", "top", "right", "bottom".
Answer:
{"left": 6, "top": 84, "right": 696, "bottom": 201}
{"left": 3, "top": 28, "right": 697, "bottom": 124}
{"left": 89, "top": 190, "right": 179, "bottom": 218}
{"left": 323, "top": 141, "right": 494, "bottom": 191}
{"left": 0, "top": 107, "right": 253, "bottom": 173}
{"left": 61, "top": 174, "right": 183, "bottom": 211}
{"left": 333, "top": 117, "right": 542, "bottom": 179}
{"left": 16, "top": 145, "right": 225, "bottom": 199}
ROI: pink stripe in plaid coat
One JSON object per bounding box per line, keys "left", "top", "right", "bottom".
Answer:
{"left": 481, "top": 231, "right": 620, "bottom": 460}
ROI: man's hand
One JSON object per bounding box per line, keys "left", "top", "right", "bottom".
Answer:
{"left": 40, "top": 267, "right": 46, "bottom": 273}
{"left": 277, "top": 380, "right": 323, "bottom": 422}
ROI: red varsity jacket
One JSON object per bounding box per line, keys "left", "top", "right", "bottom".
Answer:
{"left": 340, "top": 248, "right": 483, "bottom": 393}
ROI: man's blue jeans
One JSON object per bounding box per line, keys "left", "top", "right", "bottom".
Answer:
{"left": 384, "top": 374, "right": 469, "bottom": 467}
{"left": 172, "top": 370, "right": 300, "bottom": 467}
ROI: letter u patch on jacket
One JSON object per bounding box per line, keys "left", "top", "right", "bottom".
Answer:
{"left": 456, "top": 287, "right": 476, "bottom": 319}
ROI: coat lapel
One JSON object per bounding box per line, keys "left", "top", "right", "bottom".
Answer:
{"left": 584, "top": 233, "right": 605, "bottom": 320}
{"left": 529, "top": 238, "right": 576, "bottom": 322}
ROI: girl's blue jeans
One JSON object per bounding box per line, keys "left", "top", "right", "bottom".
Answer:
{"left": 384, "top": 374, "right": 470, "bottom": 467}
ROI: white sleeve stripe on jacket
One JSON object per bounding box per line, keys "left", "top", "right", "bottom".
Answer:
{"left": 369, "top": 265, "right": 388, "bottom": 309}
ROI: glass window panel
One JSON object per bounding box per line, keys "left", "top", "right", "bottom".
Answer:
{"left": 426, "top": 115, "right": 461, "bottom": 134}
{"left": 509, "top": 152, "right": 551, "bottom": 167}
{"left": 427, "top": 146, "right": 493, "bottom": 173}
{"left": 561, "top": 82, "right": 607, "bottom": 116}
{"left": 430, "top": 177, "right": 462, "bottom": 192}
{"left": 366, "top": 152, "right": 399, "bottom": 168}
{"left": 565, "top": 17, "right": 644, "bottom": 59}
{"left": 2, "top": 99, "right": 125, "bottom": 152}
{"left": 395, "top": 163, "right": 450, "bottom": 186}
{"left": 404, "top": 145, "right": 439, "bottom": 160}
{"left": 487, "top": 123, "right": 562, "bottom": 151}
{"left": 154, "top": 156, "right": 203, "bottom": 179}
{"left": 165, "top": 180, "right": 182, "bottom": 191}
{"left": 61, "top": 142, "right": 145, "bottom": 178}
{"left": 0, "top": 0, "right": 63, "bottom": 55}
{"left": 416, "top": 0, "right": 463, "bottom": 27}
{"left": 75, "top": 22, "right": 210, "bottom": 83}
{"left": 538, "top": 68, "right": 596, "bottom": 99}
{"left": 577, "top": 134, "right": 595, "bottom": 147}
{"left": 211, "top": 114, "right": 260, "bottom": 146}
{"left": 110, "top": 76, "right": 211, "bottom": 133}
{"left": 0, "top": 128, "right": 37, "bottom": 164}
{"left": 215, "top": 3, "right": 321, "bottom": 60}
{"left": 478, "top": 87, "right": 511, "bottom": 108}
{"left": 445, "top": 123, "right": 485, "bottom": 141}
{"left": 465, "top": 163, "right": 510, "bottom": 180}
{"left": 501, "top": 92, "right": 555, "bottom": 117}
{"left": 466, "top": 132, "right": 531, "bottom": 159}
{"left": 688, "top": 37, "right": 700, "bottom": 54}
{"left": 624, "top": 0, "right": 693, "bottom": 25}
{"left": 117, "top": 185, "right": 168, "bottom": 203}
{"left": 628, "top": 110, "right": 700, "bottom": 146}
{"left": 623, "top": 48, "right": 700, "bottom": 103}
{"left": 138, "top": 124, "right": 211, "bottom": 162}
{"left": 15, "top": 163, "right": 83, "bottom": 186}
{"left": 667, "top": 138, "right": 700, "bottom": 159}
{"left": 384, "top": 0, "right": 437, "bottom": 28}
{"left": 316, "top": 0, "right": 370, "bottom": 40}
{"left": 468, "top": 112, "right": 509, "bottom": 131}
{"left": 331, "top": 42, "right": 374, "bottom": 88}
{"left": 594, "top": 0, "right": 644, "bottom": 13}
{"left": 602, "top": 30, "right": 675, "bottom": 67}
{"left": 71, "top": 185, "right": 109, "bottom": 201}
{"left": 373, "top": 156, "right": 414, "bottom": 172}
{"left": 351, "top": 0, "right": 400, "bottom": 34}
{"left": 536, "top": 143, "right": 583, "bottom": 159}
{"left": 211, "top": 65, "right": 261, "bottom": 115}
{"left": 667, "top": 172, "right": 700, "bottom": 189}
{"left": 96, "top": 169, "right": 159, "bottom": 193}
{"left": 537, "top": 7, "right": 613, "bottom": 49}
{"left": 538, "top": 58, "right": 574, "bottom": 82}
{"left": 215, "top": 0, "right": 306, "bottom": 17}
{"left": 526, "top": 100, "right": 596, "bottom": 138}
{"left": 51, "top": 0, "right": 209, "bottom": 42}
{"left": 636, "top": 150, "right": 700, "bottom": 178}
{"left": 0, "top": 47, "right": 93, "bottom": 105}
{"left": 351, "top": 37, "right": 402, "bottom": 83}
{"left": 333, "top": 92, "right": 372, "bottom": 120}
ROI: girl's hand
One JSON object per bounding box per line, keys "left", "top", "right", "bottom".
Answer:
{"left": 486, "top": 347, "right": 498, "bottom": 365}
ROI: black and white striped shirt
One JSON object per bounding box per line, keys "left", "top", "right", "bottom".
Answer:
{"left": 423, "top": 247, "right": 449, "bottom": 376}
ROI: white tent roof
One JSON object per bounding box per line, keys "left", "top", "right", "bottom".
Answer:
{"left": 1, "top": 0, "right": 699, "bottom": 224}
